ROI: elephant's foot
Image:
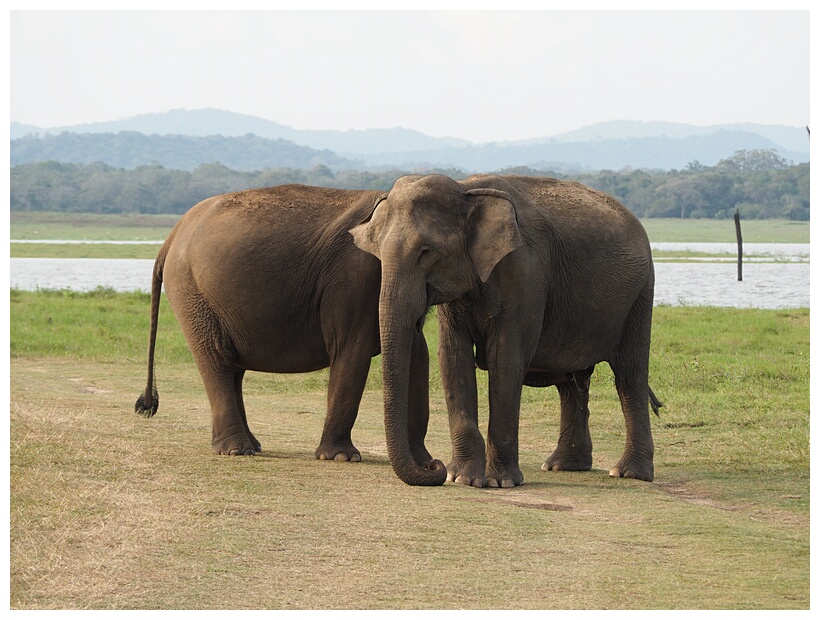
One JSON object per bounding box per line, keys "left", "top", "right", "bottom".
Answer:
{"left": 609, "top": 451, "right": 654, "bottom": 481}
{"left": 542, "top": 448, "right": 593, "bottom": 472}
{"left": 446, "top": 459, "right": 487, "bottom": 488}
{"left": 212, "top": 424, "right": 257, "bottom": 456}
{"left": 246, "top": 428, "right": 262, "bottom": 453}
{"left": 314, "top": 442, "right": 361, "bottom": 462}
{"left": 485, "top": 464, "right": 524, "bottom": 488}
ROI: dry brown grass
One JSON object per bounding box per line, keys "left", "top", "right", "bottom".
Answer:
{"left": 10, "top": 353, "right": 809, "bottom": 610}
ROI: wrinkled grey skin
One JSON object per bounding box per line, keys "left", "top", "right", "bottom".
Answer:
{"left": 135, "top": 184, "right": 445, "bottom": 485}
{"left": 526, "top": 367, "right": 664, "bottom": 476}
{"left": 524, "top": 367, "right": 597, "bottom": 475}
{"left": 351, "top": 174, "right": 655, "bottom": 488}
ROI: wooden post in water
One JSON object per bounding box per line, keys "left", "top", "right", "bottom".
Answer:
{"left": 734, "top": 208, "right": 743, "bottom": 281}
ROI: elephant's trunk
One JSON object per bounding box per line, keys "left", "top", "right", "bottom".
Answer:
{"left": 379, "top": 267, "right": 447, "bottom": 486}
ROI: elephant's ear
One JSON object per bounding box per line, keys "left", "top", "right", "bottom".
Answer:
{"left": 349, "top": 193, "right": 388, "bottom": 258}
{"left": 465, "top": 188, "right": 523, "bottom": 282}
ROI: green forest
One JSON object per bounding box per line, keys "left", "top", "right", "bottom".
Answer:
{"left": 10, "top": 148, "right": 809, "bottom": 220}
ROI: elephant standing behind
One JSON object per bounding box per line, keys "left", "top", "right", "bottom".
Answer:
{"left": 351, "top": 174, "right": 656, "bottom": 488}
{"left": 135, "top": 184, "right": 445, "bottom": 484}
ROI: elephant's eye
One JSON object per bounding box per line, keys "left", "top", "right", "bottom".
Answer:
{"left": 418, "top": 245, "right": 438, "bottom": 268}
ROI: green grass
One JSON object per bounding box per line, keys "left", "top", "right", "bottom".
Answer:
{"left": 9, "top": 290, "right": 810, "bottom": 609}
{"left": 10, "top": 243, "right": 163, "bottom": 259}
{"left": 9, "top": 287, "right": 191, "bottom": 362}
{"left": 10, "top": 211, "right": 179, "bottom": 241}
{"left": 640, "top": 218, "right": 809, "bottom": 244}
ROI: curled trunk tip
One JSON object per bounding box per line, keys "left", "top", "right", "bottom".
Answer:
{"left": 392, "top": 457, "right": 447, "bottom": 486}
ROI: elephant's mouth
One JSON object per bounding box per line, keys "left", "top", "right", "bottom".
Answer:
{"left": 425, "top": 281, "right": 459, "bottom": 308}
{"left": 425, "top": 282, "right": 437, "bottom": 308}
{"left": 415, "top": 305, "right": 434, "bottom": 334}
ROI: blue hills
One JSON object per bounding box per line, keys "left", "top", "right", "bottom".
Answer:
{"left": 10, "top": 108, "right": 809, "bottom": 173}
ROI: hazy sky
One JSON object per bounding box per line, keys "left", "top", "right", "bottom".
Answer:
{"left": 10, "top": 10, "right": 810, "bottom": 143}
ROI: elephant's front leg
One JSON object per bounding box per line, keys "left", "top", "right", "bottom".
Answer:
{"left": 485, "top": 366, "right": 526, "bottom": 488}
{"left": 484, "top": 325, "right": 535, "bottom": 488}
{"left": 438, "top": 309, "right": 486, "bottom": 487}
{"left": 543, "top": 370, "right": 594, "bottom": 472}
{"left": 315, "top": 347, "right": 371, "bottom": 462}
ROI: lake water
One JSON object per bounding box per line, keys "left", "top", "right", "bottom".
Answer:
{"left": 652, "top": 242, "right": 810, "bottom": 262}
{"left": 8, "top": 243, "right": 811, "bottom": 309}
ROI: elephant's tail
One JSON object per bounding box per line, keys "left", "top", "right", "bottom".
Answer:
{"left": 135, "top": 247, "right": 166, "bottom": 418}
{"left": 649, "top": 385, "right": 663, "bottom": 416}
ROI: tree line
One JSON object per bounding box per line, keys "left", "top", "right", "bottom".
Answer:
{"left": 11, "top": 131, "right": 355, "bottom": 171}
{"left": 10, "top": 149, "right": 809, "bottom": 220}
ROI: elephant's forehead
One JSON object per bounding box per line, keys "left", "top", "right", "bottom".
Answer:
{"left": 390, "top": 202, "right": 464, "bottom": 236}
{"left": 399, "top": 185, "right": 462, "bottom": 207}
{"left": 389, "top": 187, "right": 464, "bottom": 217}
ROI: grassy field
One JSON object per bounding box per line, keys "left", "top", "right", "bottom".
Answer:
{"left": 10, "top": 213, "right": 810, "bottom": 260}
{"left": 10, "top": 212, "right": 181, "bottom": 241}
{"left": 9, "top": 288, "right": 810, "bottom": 609}
{"left": 639, "top": 218, "right": 809, "bottom": 244}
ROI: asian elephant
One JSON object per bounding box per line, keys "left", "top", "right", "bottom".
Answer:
{"left": 135, "top": 184, "right": 445, "bottom": 485}
{"left": 524, "top": 366, "right": 597, "bottom": 474}
{"left": 526, "top": 368, "right": 663, "bottom": 474}
{"left": 350, "top": 174, "right": 656, "bottom": 488}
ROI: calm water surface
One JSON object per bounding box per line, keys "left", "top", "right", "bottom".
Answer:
{"left": 9, "top": 243, "right": 810, "bottom": 309}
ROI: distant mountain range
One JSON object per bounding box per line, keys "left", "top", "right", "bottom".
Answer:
{"left": 10, "top": 108, "right": 810, "bottom": 172}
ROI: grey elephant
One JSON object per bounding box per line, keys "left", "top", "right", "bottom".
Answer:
{"left": 135, "top": 184, "right": 445, "bottom": 484}
{"left": 523, "top": 367, "right": 597, "bottom": 474}
{"left": 351, "top": 174, "right": 656, "bottom": 488}
{"left": 526, "top": 367, "right": 663, "bottom": 475}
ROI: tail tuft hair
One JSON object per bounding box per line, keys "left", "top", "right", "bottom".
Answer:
{"left": 135, "top": 386, "right": 159, "bottom": 418}
{"left": 648, "top": 386, "right": 663, "bottom": 416}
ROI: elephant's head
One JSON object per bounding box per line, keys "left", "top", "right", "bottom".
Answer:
{"left": 350, "top": 174, "right": 523, "bottom": 485}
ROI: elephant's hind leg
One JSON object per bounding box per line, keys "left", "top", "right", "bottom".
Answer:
{"left": 607, "top": 288, "right": 655, "bottom": 481}
{"left": 608, "top": 368, "right": 654, "bottom": 481}
{"left": 234, "top": 370, "right": 262, "bottom": 452}
{"left": 203, "top": 366, "right": 257, "bottom": 456}
{"left": 171, "top": 287, "right": 256, "bottom": 456}
{"left": 543, "top": 376, "right": 593, "bottom": 472}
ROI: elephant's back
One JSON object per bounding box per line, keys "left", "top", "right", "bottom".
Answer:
{"left": 166, "top": 185, "right": 379, "bottom": 263}
{"left": 159, "top": 184, "right": 383, "bottom": 371}
{"left": 187, "top": 184, "right": 380, "bottom": 236}
{"left": 464, "top": 174, "right": 647, "bottom": 242}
